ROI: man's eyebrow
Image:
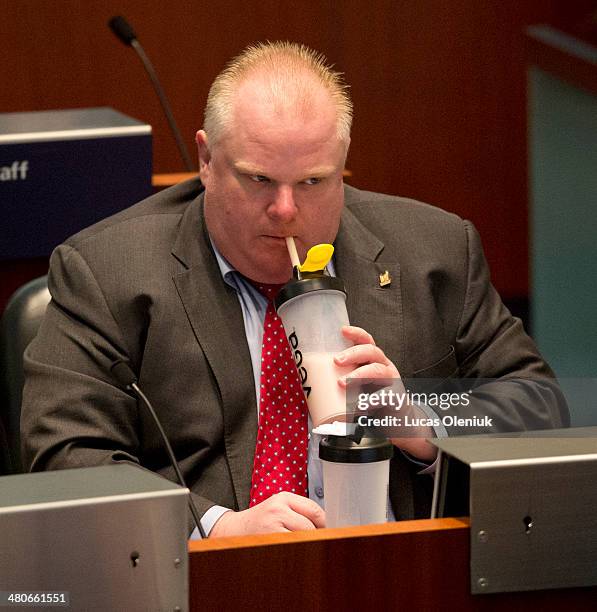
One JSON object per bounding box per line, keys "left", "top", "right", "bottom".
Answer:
{"left": 234, "top": 162, "right": 267, "bottom": 175}
{"left": 233, "top": 161, "right": 337, "bottom": 177}
{"left": 299, "top": 165, "right": 337, "bottom": 177}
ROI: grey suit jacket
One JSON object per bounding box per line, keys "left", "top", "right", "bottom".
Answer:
{"left": 21, "top": 179, "right": 568, "bottom": 521}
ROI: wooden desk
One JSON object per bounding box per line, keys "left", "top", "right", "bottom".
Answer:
{"left": 188, "top": 518, "right": 596, "bottom": 611}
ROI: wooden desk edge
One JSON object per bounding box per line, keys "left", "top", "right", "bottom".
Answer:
{"left": 188, "top": 516, "right": 469, "bottom": 552}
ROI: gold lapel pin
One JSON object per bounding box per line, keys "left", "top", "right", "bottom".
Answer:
{"left": 379, "top": 270, "right": 391, "bottom": 287}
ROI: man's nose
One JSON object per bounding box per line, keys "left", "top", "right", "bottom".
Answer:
{"left": 267, "top": 185, "right": 298, "bottom": 223}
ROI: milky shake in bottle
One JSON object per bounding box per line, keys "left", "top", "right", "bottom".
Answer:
{"left": 275, "top": 243, "right": 354, "bottom": 427}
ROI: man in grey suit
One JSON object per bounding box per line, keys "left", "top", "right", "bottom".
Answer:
{"left": 21, "top": 42, "right": 567, "bottom": 537}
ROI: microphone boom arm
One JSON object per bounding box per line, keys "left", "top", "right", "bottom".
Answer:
{"left": 108, "top": 16, "right": 194, "bottom": 172}
{"left": 130, "top": 40, "right": 194, "bottom": 172}
{"left": 131, "top": 381, "right": 207, "bottom": 538}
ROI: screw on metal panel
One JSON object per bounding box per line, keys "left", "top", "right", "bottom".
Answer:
{"left": 174, "top": 558, "right": 182, "bottom": 568}
{"left": 130, "top": 551, "right": 140, "bottom": 567}
{"left": 477, "top": 577, "right": 488, "bottom": 589}
{"left": 523, "top": 515, "right": 533, "bottom": 534}
{"left": 477, "top": 530, "right": 488, "bottom": 543}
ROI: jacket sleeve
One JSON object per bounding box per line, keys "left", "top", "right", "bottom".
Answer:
{"left": 20, "top": 244, "right": 220, "bottom": 524}
{"left": 444, "top": 220, "right": 569, "bottom": 434}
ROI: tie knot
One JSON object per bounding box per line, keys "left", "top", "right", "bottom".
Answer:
{"left": 246, "top": 279, "right": 285, "bottom": 301}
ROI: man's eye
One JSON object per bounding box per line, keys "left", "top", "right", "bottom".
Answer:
{"left": 303, "top": 177, "right": 322, "bottom": 185}
{"left": 249, "top": 175, "right": 270, "bottom": 183}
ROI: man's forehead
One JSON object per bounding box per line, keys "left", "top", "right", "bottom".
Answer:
{"left": 231, "top": 74, "right": 337, "bottom": 132}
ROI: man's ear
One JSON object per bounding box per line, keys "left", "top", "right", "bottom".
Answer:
{"left": 195, "top": 130, "right": 211, "bottom": 181}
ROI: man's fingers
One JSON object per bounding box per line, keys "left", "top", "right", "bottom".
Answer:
{"left": 334, "top": 341, "right": 400, "bottom": 387}
{"left": 338, "top": 363, "right": 394, "bottom": 386}
{"left": 210, "top": 493, "right": 325, "bottom": 537}
{"left": 284, "top": 493, "right": 326, "bottom": 528}
{"left": 335, "top": 343, "right": 389, "bottom": 367}
{"left": 341, "top": 325, "right": 375, "bottom": 345}
{"left": 281, "top": 514, "right": 318, "bottom": 531}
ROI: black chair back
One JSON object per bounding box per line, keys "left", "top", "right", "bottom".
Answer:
{"left": 0, "top": 276, "right": 50, "bottom": 474}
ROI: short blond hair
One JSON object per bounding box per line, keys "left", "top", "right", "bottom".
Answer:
{"left": 203, "top": 41, "right": 353, "bottom": 146}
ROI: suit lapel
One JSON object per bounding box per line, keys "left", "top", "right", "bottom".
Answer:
{"left": 335, "top": 203, "right": 405, "bottom": 374}
{"left": 171, "top": 193, "right": 256, "bottom": 510}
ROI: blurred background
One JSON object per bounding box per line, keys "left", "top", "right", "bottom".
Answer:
{"left": 0, "top": 0, "right": 596, "bottom": 473}
{"left": 1, "top": 0, "right": 595, "bottom": 348}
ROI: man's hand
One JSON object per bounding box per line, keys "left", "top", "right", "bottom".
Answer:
{"left": 335, "top": 325, "right": 437, "bottom": 462}
{"left": 335, "top": 325, "right": 400, "bottom": 381}
{"left": 209, "top": 492, "right": 325, "bottom": 537}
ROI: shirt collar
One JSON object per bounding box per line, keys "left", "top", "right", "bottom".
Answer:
{"left": 209, "top": 236, "right": 238, "bottom": 288}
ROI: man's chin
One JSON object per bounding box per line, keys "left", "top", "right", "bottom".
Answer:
{"left": 252, "top": 271, "right": 294, "bottom": 285}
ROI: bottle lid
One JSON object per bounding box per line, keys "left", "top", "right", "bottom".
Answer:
{"left": 275, "top": 242, "right": 345, "bottom": 310}
{"left": 319, "top": 434, "right": 394, "bottom": 463}
{"left": 274, "top": 274, "right": 346, "bottom": 310}
{"left": 298, "top": 243, "right": 335, "bottom": 272}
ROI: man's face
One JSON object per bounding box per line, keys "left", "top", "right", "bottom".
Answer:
{"left": 197, "top": 81, "right": 348, "bottom": 284}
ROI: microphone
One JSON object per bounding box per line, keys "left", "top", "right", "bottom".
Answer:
{"left": 107, "top": 15, "right": 195, "bottom": 172}
{"left": 108, "top": 15, "right": 137, "bottom": 46}
{"left": 111, "top": 359, "right": 207, "bottom": 539}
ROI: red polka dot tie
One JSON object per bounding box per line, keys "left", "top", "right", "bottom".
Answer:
{"left": 248, "top": 282, "right": 309, "bottom": 507}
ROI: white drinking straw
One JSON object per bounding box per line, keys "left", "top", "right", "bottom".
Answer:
{"left": 285, "top": 236, "right": 301, "bottom": 268}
